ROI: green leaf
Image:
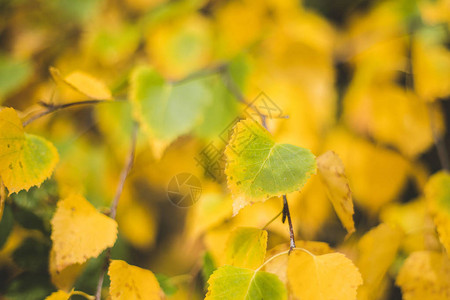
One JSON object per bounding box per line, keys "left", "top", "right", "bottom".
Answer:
{"left": 225, "top": 119, "right": 316, "bottom": 214}
{"left": 202, "top": 251, "right": 216, "bottom": 289}
{"left": 155, "top": 274, "right": 178, "bottom": 296}
{"left": 12, "top": 237, "right": 50, "bottom": 272}
{"left": 194, "top": 75, "right": 240, "bottom": 138}
{"left": 130, "top": 66, "right": 211, "bottom": 143}
{"left": 206, "top": 265, "right": 287, "bottom": 300}
{"left": 0, "top": 204, "right": 14, "bottom": 249}
{"left": 0, "top": 54, "right": 32, "bottom": 102}
{"left": 225, "top": 227, "right": 268, "bottom": 269}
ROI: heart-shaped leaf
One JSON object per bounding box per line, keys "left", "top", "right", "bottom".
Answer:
{"left": 225, "top": 119, "right": 316, "bottom": 215}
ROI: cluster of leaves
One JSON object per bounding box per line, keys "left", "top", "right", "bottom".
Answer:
{"left": 1, "top": 0, "right": 450, "bottom": 299}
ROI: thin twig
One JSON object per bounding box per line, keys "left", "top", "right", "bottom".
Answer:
{"left": 22, "top": 99, "right": 112, "bottom": 127}
{"left": 428, "top": 102, "right": 450, "bottom": 171}
{"left": 95, "top": 122, "right": 139, "bottom": 300}
{"left": 219, "top": 66, "right": 269, "bottom": 130}
{"left": 283, "top": 195, "right": 296, "bottom": 252}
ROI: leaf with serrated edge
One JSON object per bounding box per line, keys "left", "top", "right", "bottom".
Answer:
{"left": 396, "top": 251, "right": 450, "bottom": 300}
{"left": 225, "top": 119, "right": 316, "bottom": 215}
{"left": 425, "top": 171, "right": 450, "bottom": 255}
{"left": 0, "top": 107, "right": 59, "bottom": 193}
{"left": 225, "top": 227, "right": 267, "bottom": 269}
{"left": 51, "top": 194, "right": 117, "bottom": 271}
{"left": 317, "top": 151, "right": 355, "bottom": 237}
{"left": 109, "top": 260, "right": 162, "bottom": 300}
{"left": 288, "top": 250, "right": 362, "bottom": 300}
{"left": 206, "top": 265, "right": 287, "bottom": 300}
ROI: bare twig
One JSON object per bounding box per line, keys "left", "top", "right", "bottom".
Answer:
{"left": 22, "top": 99, "right": 111, "bottom": 127}
{"left": 428, "top": 103, "right": 450, "bottom": 171}
{"left": 95, "top": 122, "right": 138, "bottom": 300}
{"left": 283, "top": 195, "right": 296, "bottom": 252}
{"left": 219, "top": 66, "right": 270, "bottom": 130}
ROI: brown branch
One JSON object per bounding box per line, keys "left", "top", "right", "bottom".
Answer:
{"left": 95, "top": 122, "right": 139, "bottom": 300}
{"left": 22, "top": 99, "right": 112, "bottom": 127}
{"left": 283, "top": 195, "right": 296, "bottom": 252}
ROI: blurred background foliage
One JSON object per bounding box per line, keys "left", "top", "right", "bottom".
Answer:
{"left": 0, "top": 0, "right": 449, "bottom": 299}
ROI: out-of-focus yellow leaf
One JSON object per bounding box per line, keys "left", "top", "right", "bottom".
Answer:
{"left": 396, "top": 251, "right": 450, "bottom": 300}
{"left": 145, "top": 13, "right": 211, "bottom": 80}
{"left": 287, "top": 250, "right": 363, "bottom": 300}
{"left": 0, "top": 180, "right": 5, "bottom": 222}
{"left": 425, "top": 171, "right": 450, "bottom": 255}
{"left": 357, "top": 223, "right": 403, "bottom": 300}
{"left": 413, "top": 35, "right": 450, "bottom": 102}
{"left": 50, "top": 67, "right": 112, "bottom": 100}
{"left": 117, "top": 199, "right": 156, "bottom": 249}
{"left": 317, "top": 151, "right": 355, "bottom": 237}
{"left": 45, "top": 290, "right": 70, "bottom": 300}
{"left": 0, "top": 107, "right": 59, "bottom": 193}
{"left": 49, "top": 249, "right": 85, "bottom": 292}
{"left": 343, "top": 83, "right": 444, "bottom": 157}
{"left": 419, "top": 0, "right": 450, "bottom": 25}
{"left": 380, "top": 198, "right": 440, "bottom": 254}
{"left": 264, "top": 241, "right": 333, "bottom": 284}
{"left": 108, "top": 260, "right": 162, "bottom": 299}
{"left": 325, "top": 128, "right": 410, "bottom": 213}
{"left": 51, "top": 194, "right": 118, "bottom": 271}
{"left": 225, "top": 227, "right": 267, "bottom": 269}
{"left": 185, "top": 192, "right": 232, "bottom": 240}
{"left": 213, "top": 0, "right": 266, "bottom": 59}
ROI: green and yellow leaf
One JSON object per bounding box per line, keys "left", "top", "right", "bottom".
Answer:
{"left": 225, "top": 119, "right": 316, "bottom": 215}
{"left": 225, "top": 227, "right": 267, "bottom": 269}
{"left": 0, "top": 107, "right": 59, "bottom": 193}
{"left": 206, "top": 265, "right": 287, "bottom": 300}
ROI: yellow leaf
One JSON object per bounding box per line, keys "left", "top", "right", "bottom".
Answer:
{"left": 145, "top": 13, "right": 211, "bottom": 80}
{"left": 185, "top": 192, "right": 233, "bottom": 240}
{"left": 0, "top": 180, "right": 5, "bottom": 222}
{"left": 49, "top": 249, "right": 85, "bottom": 292}
{"left": 396, "top": 251, "right": 450, "bottom": 300}
{"left": 51, "top": 194, "right": 118, "bottom": 271}
{"left": 357, "top": 223, "right": 403, "bottom": 300}
{"left": 325, "top": 128, "right": 409, "bottom": 213}
{"left": 317, "top": 151, "right": 355, "bottom": 237}
{"left": 117, "top": 199, "right": 157, "bottom": 249}
{"left": 380, "top": 198, "right": 439, "bottom": 254}
{"left": 264, "top": 241, "right": 333, "bottom": 284}
{"left": 50, "top": 67, "right": 112, "bottom": 100}
{"left": 45, "top": 290, "right": 70, "bottom": 300}
{"left": 0, "top": 107, "right": 59, "bottom": 193}
{"left": 287, "top": 250, "right": 363, "bottom": 300}
{"left": 225, "top": 227, "right": 267, "bottom": 269}
{"left": 108, "top": 259, "right": 162, "bottom": 300}
{"left": 413, "top": 36, "right": 450, "bottom": 102}
{"left": 425, "top": 171, "right": 450, "bottom": 255}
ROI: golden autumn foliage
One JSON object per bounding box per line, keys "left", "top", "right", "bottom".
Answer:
{"left": 0, "top": 0, "right": 449, "bottom": 299}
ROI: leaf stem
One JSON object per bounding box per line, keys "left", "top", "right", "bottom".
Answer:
{"left": 94, "top": 122, "right": 138, "bottom": 300}
{"left": 283, "top": 195, "right": 296, "bottom": 252}
{"left": 22, "top": 99, "right": 113, "bottom": 127}
{"left": 256, "top": 249, "right": 290, "bottom": 272}
{"left": 262, "top": 208, "right": 283, "bottom": 230}
{"left": 71, "top": 290, "right": 96, "bottom": 300}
